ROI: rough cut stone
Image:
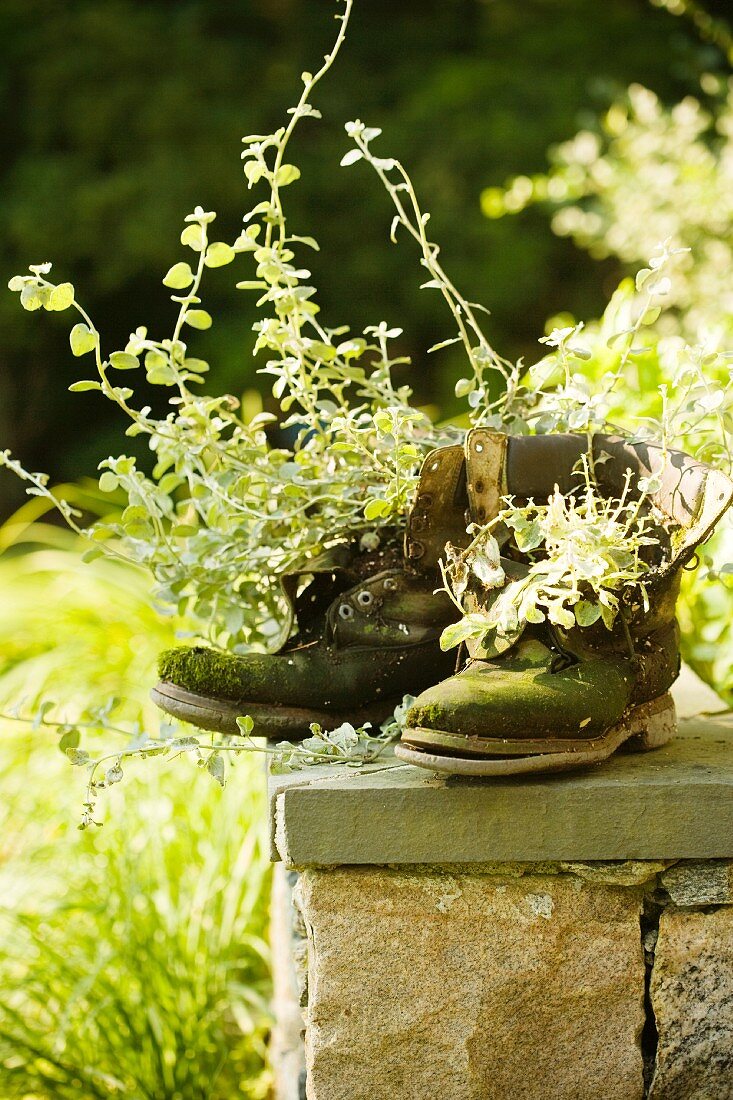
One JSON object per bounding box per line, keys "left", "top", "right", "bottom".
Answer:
{"left": 660, "top": 860, "right": 733, "bottom": 907}
{"left": 559, "top": 860, "right": 671, "bottom": 886}
{"left": 650, "top": 907, "right": 733, "bottom": 1099}
{"left": 295, "top": 867, "right": 645, "bottom": 1100}
{"left": 385, "top": 860, "right": 670, "bottom": 885}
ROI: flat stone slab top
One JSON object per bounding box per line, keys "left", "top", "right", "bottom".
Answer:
{"left": 269, "top": 668, "right": 733, "bottom": 867}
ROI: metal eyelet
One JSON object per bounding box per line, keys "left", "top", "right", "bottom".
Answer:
{"left": 356, "top": 590, "right": 374, "bottom": 608}
{"left": 383, "top": 577, "right": 398, "bottom": 592}
{"left": 474, "top": 442, "right": 484, "bottom": 453}
{"left": 338, "top": 603, "right": 355, "bottom": 620}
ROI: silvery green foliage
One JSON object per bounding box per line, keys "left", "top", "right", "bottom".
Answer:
{"left": 439, "top": 463, "right": 660, "bottom": 657}
{"left": 480, "top": 57, "right": 733, "bottom": 686}
{"left": 0, "top": 695, "right": 211, "bottom": 828}
{"left": 341, "top": 121, "right": 518, "bottom": 427}
{"left": 4, "top": 690, "right": 404, "bottom": 826}
{"left": 266, "top": 694, "right": 415, "bottom": 773}
{"left": 1, "top": 0, "right": 452, "bottom": 655}
{"left": 435, "top": 243, "right": 733, "bottom": 655}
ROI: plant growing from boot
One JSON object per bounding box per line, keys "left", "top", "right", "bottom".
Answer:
{"left": 1, "top": 0, "right": 454, "bottom": 659}
{"left": 0, "top": 0, "right": 484, "bottom": 804}
{"left": 429, "top": 247, "right": 733, "bottom": 656}
{"left": 2, "top": 0, "right": 733, "bottom": 802}
{"left": 438, "top": 462, "right": 662, "bottom": 657}
{"left": 479, "top": 36, "right": 733, "bottom": 686}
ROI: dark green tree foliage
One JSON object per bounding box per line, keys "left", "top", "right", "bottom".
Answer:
{"left": 0, "top": 0, "right": 710, "bottom": 511}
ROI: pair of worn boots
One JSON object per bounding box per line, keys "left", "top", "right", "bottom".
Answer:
{"left": 152, "top": 430, "right": 732, "bottom": 775}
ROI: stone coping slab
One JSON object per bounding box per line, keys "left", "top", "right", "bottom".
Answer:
{"left": 269, "top": 669, "right": 733, "bottom": 867}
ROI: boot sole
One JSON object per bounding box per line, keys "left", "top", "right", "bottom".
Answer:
{"left": 395, "top": 693, "right": 676, "bottom": 776}
{"left": 151, "top": 681, "right": 400, "bottom": 740}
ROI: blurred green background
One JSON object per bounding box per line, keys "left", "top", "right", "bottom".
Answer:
{"left": 1, "top": 0, "right": 729, "bottom": 514}
{"left": 0, "top": 526, "right": 272, "bottom": 1096}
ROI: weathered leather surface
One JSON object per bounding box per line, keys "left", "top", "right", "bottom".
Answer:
{"left": 465, "top": 429, "right": 508, "bottom": 525}
{"left": 504, "top": 432, "right": 587, "bottom": 500}
{"left": 404, "top": 444, "right": 468, "bottom": 570}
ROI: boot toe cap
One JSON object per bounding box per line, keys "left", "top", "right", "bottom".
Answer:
{"left": 406, "top": 658, "right": 635, "bottom": 742}
{"left": 157, "top": 645, "right": 271, "bottom": 703}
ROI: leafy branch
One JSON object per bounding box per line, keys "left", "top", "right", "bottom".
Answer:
{"left": 343, "top": 121, "right": 518, "bottom": 422}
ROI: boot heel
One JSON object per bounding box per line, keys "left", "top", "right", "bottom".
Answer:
{"left": 621, "top": 692, "right": 676, "bottom": 752}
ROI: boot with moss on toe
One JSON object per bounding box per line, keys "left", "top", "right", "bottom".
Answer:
{"left": 397, "top": 429, "right": 733, "bottom": 776}
{"left": 152, "top": 443, "right": 470, "bottom": 739}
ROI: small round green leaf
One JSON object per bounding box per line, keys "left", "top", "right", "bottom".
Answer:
{"left": 148, "top": 371, "right": 176, "bottom": 386}
{"left": 635, "top": 268, "right": 652, "bottom": 292}
{"left": 163, "top": 261, "right": 195, "bottom": 289}
{"left": 180, "top": 224, "right": 205, "bottom": 251}
{"left": 59, "top": 728, "right": 80, "bottom": 753}
{"left": 204, "top": 242, "right": 235, "bottom": 268}
{"left": 65, "top": 747, "right": 90, "bottom": 766}
{"left": 47, "top": 282, "right": 75, "bottom": 311}
{"left": 184, "top": 309, "right": 212, "bottom": 330}
{"left": 98, "top": 472, "right": 119, "bottom": 493}
{"left": 364, "top": 498, "right": 390, "bottom": 521}
{"left": 68, "top": 380, "right": 102, "bottom": 393}
{"left": 20, "top": 284, "right": 42, "bottom": 311}
{"left": 244, "top": 161, "right": 266, "bottom": 186}
{"left": 144, "top": 350, "right": 167, "bottom": 371}
{"left": 206, "top": 753, "right": 226, "bottom": 787}
{"left": 275, "top": 164, "right": 301, "bottom": 187}
{"left": 574, "top": 600, "right": 602, "bottom": 627}
{"left": 454, "top": 377, "right": 475, "bottom": 398}
{"left": 109, "top": 351, "right": 139, "bottom": 371}
{"left": 70, "top": 323, "right": 98, "bottom": 357}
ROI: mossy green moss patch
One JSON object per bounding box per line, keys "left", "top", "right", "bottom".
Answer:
{"left": 157, "top": 645, "right": 267, "bottom": 700}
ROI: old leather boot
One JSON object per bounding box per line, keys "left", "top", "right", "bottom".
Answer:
{"left": 152, "top": 443, "right": 469, "bottom": 738}
{"left": 397, "top": 429, "right": 733, "bottom": 775}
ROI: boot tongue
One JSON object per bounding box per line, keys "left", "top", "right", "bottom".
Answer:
{"left": 467, "top": 619, "right": 564, "bottom": 668}
{"left": 281, "top": 535, "right": 404, "bottom": 649}
{"left": 501, "top": 637, "right": 553, "bottom": 670}
{"left": 465, "top": 635, "right": 555, "bottom": 677}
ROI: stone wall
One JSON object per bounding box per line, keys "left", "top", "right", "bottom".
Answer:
{"left": 272, "top": 860, "right": 733, "bottom": 1100}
